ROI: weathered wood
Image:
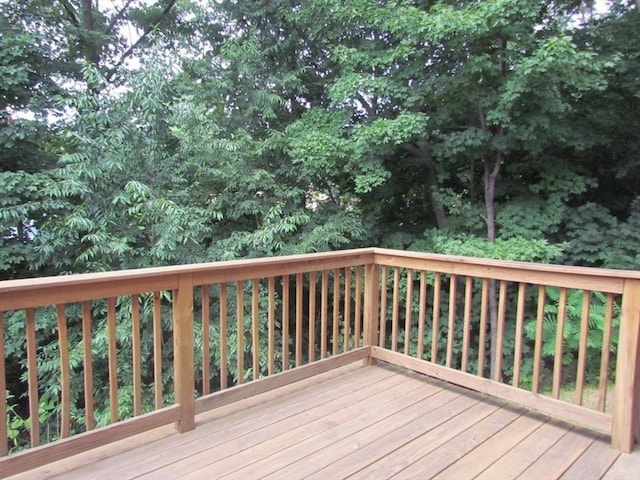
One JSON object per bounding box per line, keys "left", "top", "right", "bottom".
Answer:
{"left": 344, "top": 267, "right": 352, "bottom": 351}
{"left": 320, "top": 270, "right": 328, "bottom": 359}
{"left": 107, "top": 297, "right": 118, "bottom": 423}
{"left": 195, "top": 347, "right": 370, "bottom": 414}
{"left": 0, "top": 406, "right": 180, "bottom": 478}
{"left": 295, "top": 273, "right": 303, "bottom": 367}
{"left": 81, "top": 301, "right": 95, "bottom": 430}
{"left": 219, "top": 283, "right": 228, "bottom": 389}
{"left": 612, "top": 279, "right": 640, "bottom": 452}
{"left": 152, "top": 291, "right": 163, "bottom": 408}
{"left": 404, "top": 269, "right": 413, "bottom": 355}
{"left": 309, "top": 272, "right": 316, "bottom": 362}
{"left": 478, "top": 278, "right": 489, "bottom": 377}
{"left": 132, "top": 294, "right": 142, "bottom": 416}
{"left": 0, "top": 249, "right": 376, "bottom": 311}
{"left": 26, "top": 308, "right": 39, "bottom": 447}
{"left": 282, "top": 275, "right": 290, "bottom": 369}
{"left": 553, "top": 287, "right": 568, "bottom": 399}
{"left": 252, "top": 279, "right": 260, "bottom": 380}
{"left": 363, "top": 263, "right": 379, "bottom": 352}
{"left": 513, "top": 282, "right": 527, "bottom": 388}
{"left": 173, "top": 273, "right": 195, "bottom": 433}
{"left": 494, "top": 280, "right": 508, "bottom": 381}
{"left": 201, "top": 285, "right": 210, "bottom": 395}
{"left": 55, "top": 304, "right": 71, "bottom": 437}
{"left": 575, "top": 290, "right": 591, "bottom": 406}
{"left": 532, "top": 286, "right": 546, "bottom": 394}
{"left": 268, "top": 277, "right": 275, "bottom": 375}
{"left": 236, "top": 281, "right": 244, "bottom": 384}
{"left": 332, "top": 269, "right": 340, "bottom": 355}
{"left": 431, "top": 272, "right": 441, "bottom": 363}
{"left": 378, "top": 266, "right": 387, "bottom": 348}
{"left": 461, "top": 277, "right": 472, "bottom": 372}
{"left": 354, "top": 266, "right": 362, "bottom": 347}
{"left": 446, "top": 274, "right": 457, "bottom": 368}
{"left": 373, "top": 248, "right": 631, "bottom": 293}
{"left": 371, "top": 347, "right": 612, "bottom": 433}
{"left": 417, "top": 271, "right": 427, "bottom": 360}
{"left": 598, "top": 293, "right": 614, "bottom": 412}
{"left": 391, "top": 267, "right": 399, "bottom": 352}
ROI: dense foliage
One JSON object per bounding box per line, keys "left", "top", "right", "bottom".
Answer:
{"left": 1, "top": 0, "right": 639, "bottom": 450}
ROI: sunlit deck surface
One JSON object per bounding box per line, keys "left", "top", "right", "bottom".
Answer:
{"left": 8, "top": 362, "right": 640, "bottom": 480}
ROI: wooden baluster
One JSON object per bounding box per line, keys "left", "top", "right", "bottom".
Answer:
{"left": 494, "top": 280, "right": 508, "bottom": 382}
{"left": 431, "top": 272, "right": 442, "bottom": 363}
{"left": 236, "top": 281, "right": 244, "bottom": 384}
{"left": 532, "top": 286, "right": 546, "bottom": 394}
{"left": 295, "top": 273, "right": 303, "bottom": 367}
{"left": 82, "top": 301, "right": 95, "bottom": 430}
{"left": 153, "top": 291, "right": 163, "bottom": 408}
{"left": 446, "top": 274, "right": 458, "bottom": 368}
{"left": 378, "top": 266, "right": 387, "bottom": 348}
{"left": 391, "top": 267, "right": 400, "bottom": 352}
{"left": 552, "top": 287, "right": 568, "bottom": 399}
{"left": 282, "top": 275, "right": 290, "bottom": 371}
{"left": 252, "top": 279, "right": 260, "bottom": 380}
{"left": 320, "top": 270, "right": 328, "bottom": 359}
{"left": 513, "top": 283, "right": 527, "bottom": 388}
{"left": 597, "top": 293, "right": 614, "bottom": 412}
{"left": 268, "top": 277, "right": 275, "bottom": 375}
{"left": 56, "top": 304, "right": 71, "bottom": 437}
{"left": 344, "top": 267, "right": 352, "bottom": 351}
{"left": 461, "top": 277, "right": 473, "bottom": 373}
{"left": 363, "top": 262, "right": 379, "bottom": 358}
{"left": 201, "top": 285, "right": 211, "bottom": 395}
{"left": 612, "top": 279, "right": 640, "bottom": 452}
{"left": 0, "top": 312, "right": 6, "bottom": 457}
{"left": 477, "top": 278, "right": 489, "bottom": 377}
{"left": 416, "top": 271, "right": 427, "bottom": 360}
{"left": 354, "top": 266, "right": 362, "bottom": 347}
{"left": 107, "top": 297, "right": 118, "bottom": 423}
{"left": 404, "top": 270, "right": 413, "bottom": 356}
{"left": 173, "top": 273, "right": 195, "bottom": 433}
{"left": 26, "top": 308, "right": 39, "bottom": 447}
{"left": 332, "top": 269, "right": 340, "bottom": 355}
{"left": 131, "top": 294, "right": 142, "bottom": 416}
{"left": 309, "top": 272, "right": 316, "bottom": 362}
{"left": 219, "top": 283, "right": 228, "bottom": 389}
{"left": 575, "top": 290, "right": 591, "bottom": 405}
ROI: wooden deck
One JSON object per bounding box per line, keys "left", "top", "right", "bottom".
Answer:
{"left": 7, "top": 362, "right": 640, "bottom": 480}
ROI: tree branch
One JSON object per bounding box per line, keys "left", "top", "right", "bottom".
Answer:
{"left": 59, "top": 0, "right": 80, "bottom": 28}
{"left": 106, "top": 0, "right": 178, "bottom": 82}
{"left": 355, "top": 93, "right": 376, "bottom": 117}
{"left": 106, "top": 0, "right": 137, "bottom": 35}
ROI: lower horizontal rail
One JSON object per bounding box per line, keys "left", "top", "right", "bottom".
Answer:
{"left": 371, "top": 346, "right": 612, "bottom": 434}
{"left": 0, "top": 405, "right": 181, "bottom": 479}
{"left": 196, "top": 347, "right": 371, "bottom": 414}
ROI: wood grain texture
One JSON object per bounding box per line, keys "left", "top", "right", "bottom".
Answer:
{"left": 55, "top": 304, "right": 71, "bottom": 438}
{"left": 0, "top": 312, "right": 6, "bottom": 456}
{"left": 131, "top": 295, "right": 142, "bottom": 416}
{"left": 26, "top": 308, "right": 39, "bottom": 447}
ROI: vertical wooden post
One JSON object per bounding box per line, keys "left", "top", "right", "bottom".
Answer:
{"left": 363, "top": 263, "right": 379, "bottom": 365}
{"left": 612, "top": 279, "right": 640, "bottom": 452}
{"left": 173, "top": 273, "right": 195, "bottom": 433}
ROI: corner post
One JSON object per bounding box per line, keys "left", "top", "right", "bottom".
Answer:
{"left": 173, "top": 273, "right": 195, "bottom": 433}
{"left": 363, "top": 262, "right": 380, "bottom": 364}
{"left": 612, "top": 278, "right": 640, "bottom": 452}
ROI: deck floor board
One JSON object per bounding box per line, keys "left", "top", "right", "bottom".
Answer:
{"left": 5, "top": 362, "right": 638, "bottom": 480}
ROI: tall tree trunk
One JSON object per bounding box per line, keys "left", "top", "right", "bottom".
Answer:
{"left": 484, "top": 148, "right": 503, "bottom": 379}
{"left": 427, "top": 165, "right": 447, "bottom": 230}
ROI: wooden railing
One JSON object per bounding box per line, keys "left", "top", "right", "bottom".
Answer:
{"left": 1, "top": 248, "right": 639, "bottom": 477}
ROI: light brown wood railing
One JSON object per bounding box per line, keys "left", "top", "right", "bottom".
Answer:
{"left": 0, "top": 249, "right": 373, "bottom": 477}
{"left": 1, "top": 247, "right": 639, "bottom": 478}
{"left": 369, "top": 248, "right": 640, "bottom": 453}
